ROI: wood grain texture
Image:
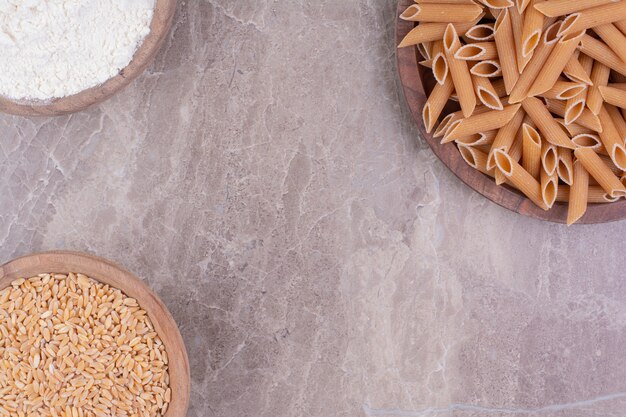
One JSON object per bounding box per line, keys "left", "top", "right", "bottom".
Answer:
{"left": 396, "top": 0, "right": 626, "bottom": 224}
{"left": 0, "top": 0, "right": 177, "bottom": 116}
{"left": 0, "top": 251, "right": 190, "bottom": 417}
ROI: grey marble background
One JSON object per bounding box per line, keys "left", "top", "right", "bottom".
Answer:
{"left": 1, "top": 1, "right": 626, "bottom": 416}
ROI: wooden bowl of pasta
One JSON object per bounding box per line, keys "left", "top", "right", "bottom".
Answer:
{"left": 396, "top": 0, "right": 626, "bottom": 224}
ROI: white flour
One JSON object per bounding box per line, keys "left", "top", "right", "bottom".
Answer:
{"left": 0, "top": 0, "right": 156, "bottom": 101}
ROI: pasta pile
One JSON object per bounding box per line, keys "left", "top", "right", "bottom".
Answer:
{"left": 399, "top": 0, "right": 626, "bottom": 224}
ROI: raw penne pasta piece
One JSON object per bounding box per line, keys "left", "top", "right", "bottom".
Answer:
{"left": 534, "top": 0, "right": 620, "bottom": 17}
{"left": 398, "top": 18, "right": 485, "bottom": 47}
{"left": 587, "top": 62, "right": 611, "bottom": 115}
{"left": 521, "top": 0, "right": 544, "bottom": 57}
{"left": 544, "top": 99, "right": 603, "bottom": 132}
{"left": 563, "top": 54, "right": 595, "bottom": 85}
{"left": 572, "top": 133, "right": 603, "bottom": 150}
{"left": 557, "top": 148, "right": 574, "bottom": 185}
{"left": 433, "top": 113, "right": 457, "bottom": 138}
{"left": 464, "top": 23, "right": 496, "bottom": 41}
{"left": 574, "top": 147, "right": 626, "bottom": 197}
{"left": 522, "top": 123, "right": 542, "bottom": 178}
{"left": 510, "top": 5, "right": 530, "bottom": 73}
{"left": 564, "top": 90, "right": 587, "bottom": 125}
{"left": 508, "top": 21, "right": 561, "bottom": 103}
{"left": 487, "top": 109, "right": 526, "bottom": 169}
{"left": 563, "top": 53, "right": 594, "bottom": 85}
{"left": 522, "top": 97, "right": 576, "bottom": 148}
{"left": 557, "top": 185, "right": 620, "bottom": 203}
{"left": 431, "top": 41, "right": 449, "bottom": 84}
{"left": 558, "top": 119, "right": 593, "bottom": 136}
{"left": 477, "top": 0, "right": 514, "bottom": 8}
{"left": 493, "top": 149, "right": 548, "bottom": 209}
{"left": 599, "top": 85, "right": 626, "bottom": 110}
{"left": 458, "top": 145, "right": 495, "bottom": 177}
{"left": 605, "top": 104, "right": 626, "bottom": 142}
{"left": 578, "top": 35, "right": 626, "bottom": 76}
{"left": 423, "top": 76, "right": 455, "bottom": 133}
{"left": 527, "top": 30, "right": 586, "bottom": 97}
{"left": 567, "top": 160, "right": 590, "bottom": 225}
{"left": 456, "top": 130, "right": 498, "bottom": 146}
{"left": 400, "top": 3, "right": 483, "bottom": 23}
{"left": 597, "top": 105, "right": 626, "bottom": 170}
{"left": 455, "top": 42, "right": 498, "bottom": 60}
{"left": 541, "top": 81, "right": 587, "bottom": 100}
{"left": 594, "top": 23, "right": 626, "bottom": 65}
{"left": 472, "top": 75, "right": 504, "bottom": 110}
{"left": 558, "top": 2, "right": 626, "bottom": 37}
{"left": 495, "top": 128, "right": 524, "bottom": 185}
{"left": 444, "top": 24, "right": 476, "bottom": 117}
{"left": 443, "top": 104, "right": 522, "bottom": 142}
{"left": 540, "top": 169, "right": 559, "bottom": 208}
{"left": 494, "top": 9, "right": 519, "bottom": 94}
{"left": 470, "top": 60, "right": 502, "bottom": 77}
{"left": 417, "top": 42, "right": 433, "bottom": 60}
{"left": 541, "top": 141, "right": 558, "bottom": 175}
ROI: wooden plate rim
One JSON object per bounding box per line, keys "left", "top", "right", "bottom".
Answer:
{"left": 395, "top": 0, "right": 626, "bottom": 224}
{"left": 0, "top": 250, "right": 190, "bottom": 417}
{"left": 0, "top": 0, "right": 177, "bottom": 116}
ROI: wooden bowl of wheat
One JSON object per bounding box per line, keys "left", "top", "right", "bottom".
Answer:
{"left": 0, "top": 251, "right": 190, "bottom": 417}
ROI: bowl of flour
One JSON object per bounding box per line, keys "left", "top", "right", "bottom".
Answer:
{"left": 0, "top": 0, "right": 177, "bottom": 116}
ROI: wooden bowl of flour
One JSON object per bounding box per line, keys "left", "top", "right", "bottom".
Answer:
{"left": 0, "top": 0, "right": 177, "bottom": 116}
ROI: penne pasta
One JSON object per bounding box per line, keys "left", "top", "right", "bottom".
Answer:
{"left": 487, "top": 107, "right": 526, "bottom": 169}
{"left": 541, "top": 141, "right": 558, "bottom": 176}
{"left": 496, "top": 127, "right": 524, "bottom": 185}
{"left": 494, "top": 9, "right": 519, "bottom": 94}
{"left": 557, "top": 148, "right": 574, "bottom": 185}
{"left": 597, "top": 105, "right": 626, "bottom": 170}
{"left": 534, "top": 0, "right": 620, "bottom": 18}
{"left": 455, "top": 42, "right": 498, "bottom": 60}
{"left": 604, "top": 104, "right": 626, "bottom": 142}
{"left": 574, "top": 147, "right": 626, "bottom": 197}
{"left": 422, "top": 76, "right": 455, "bottom": 133}
{"left": 544, "top": 99, "right": 603, "bottom": 132}
{"left": 578, "top": 35, "right": 626, "bottom": 76}
{"left": 443, "top": 104, "right": 522, "bottom": 142}
{"left": 493, "top": 149, "right": 548, "bottom": 209}
{"left": 400, "top": 3, "right": 484, "bottom": 23}
{"left": 540, "top": 168, "right": 559, "bottom": 208}
{"left": 522, "top": 97, "right": 576, "bottom": 149}
{"left": 558, "top": 2, "right": 626, "bottom": 37}
{"left": 557, "top": 185, "right": 621, "bottom": 204}
{"left": 571, "top": 133, "right": 603, "bottom": 150}
{"left": 599, "top": 85, "right": 626, "bottom": 110}
{"left": 463, "top": 23, "right": 496, "bottom": 41}
{"left": 522, "top": 123, "right": 542, "bottom": 178}
{"left": 521, "top": 0, "right": 544, "bottom": 57}
{"left": 433, "top": 113, "right": 457, "bottom": 138}
{"left": 587, "top": 62, "right": 611, "bottom": 115}
{"left": 563, "top": 53, "right": 594, "bottom": 85}
{"left": 527, "top": 30, "right": 586, "bottom": 97}
{"left": 444, "top": 24, "right": 476, "bottom": 117}
{"left": 541, "top": 81, "right": 587, "bottom": 101}
{"left": 564, "top": 90, "right": 587, "bottom": 125}
{"left": 594, "top": 23, "right": 626, "bottom": 65}
{"left": 508, "top": 21, "right": 561, "bottom": 103}
{"left": 566, "top": 160, "right": 590, "bottom": 225}
{"left": 456, "top": 130, "right": 498, "bottom": 146}
{"left": 470, "top": 60, "right": 502, "bottom": 77}
{"left": 431, "top": 40, "right": 449, "bottom": 84}
{"left": 398, "top": 17, "right": 484, "bottom": 48}
{"left": 458, "top": 145, "right": 495, "bottom": 177}
{"left": 509, "top": 4, "right": 529, "bottom": 73}
{"left": 472, "top": 75, "right": 504, "bottom": 110}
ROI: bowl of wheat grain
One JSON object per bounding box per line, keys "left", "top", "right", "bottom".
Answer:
{"left": 0, "top": 251, "right": 189, "bottom": 417}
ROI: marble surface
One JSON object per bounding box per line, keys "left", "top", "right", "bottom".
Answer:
{"left": 1, "top": 1, "right": 626, "bottom": 416}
